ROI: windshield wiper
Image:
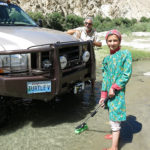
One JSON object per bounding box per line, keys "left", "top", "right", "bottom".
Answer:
{"left": 0, "top": 24, "right": 37, "bottom": 27}
{"left": 14, "top": 24, "right": 37, "bottom": 27}
{"left": 13, "top": 24, "right": 35, "bottom": 26}
{"left": 0, "top": 24, "right": 13, "bottom": 26}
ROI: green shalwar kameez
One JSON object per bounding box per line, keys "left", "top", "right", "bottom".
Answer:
{"left": 101, "top": 49, "right": 132, "bottom": 122}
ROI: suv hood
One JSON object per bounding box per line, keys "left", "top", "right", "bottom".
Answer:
{"left": 0, "top": 26, "right": 77, "bottom": 51}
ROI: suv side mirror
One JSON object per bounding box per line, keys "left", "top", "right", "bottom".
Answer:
{"left": 37, "top": 19, "right": 43, "bottom": 27}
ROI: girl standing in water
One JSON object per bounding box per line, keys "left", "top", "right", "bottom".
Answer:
{"left": 99, "top": 29, "right": 132, "bottom": 150}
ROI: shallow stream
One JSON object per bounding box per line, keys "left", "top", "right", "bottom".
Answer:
{"left": 0, "top": 60, "right": 150, "bottom": 150}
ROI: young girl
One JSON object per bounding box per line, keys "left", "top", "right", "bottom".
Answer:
{"left": 99, "top": 29, "right": 132, "bottom": 150}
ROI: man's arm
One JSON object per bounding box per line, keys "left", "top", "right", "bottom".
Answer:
{"left": 66, "top": 29, "right": 76, "bottom": 35}
{"left": 93, "top": 32, "right": 102, "bottom": 47}
{"left": 66, "top": 29, "right": 81, "bottom": 39}
{"left": 93, "top": 40, "right": 102, "bottom": 47}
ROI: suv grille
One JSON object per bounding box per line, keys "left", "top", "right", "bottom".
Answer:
{"left": 31, "top": 50, "right": 54, "bottom": 77}
{"left": 29, "top": 42, "right": 90, "bottom": 77}
{"left": 59, "top": 46, "right": 82, "bottom": 69}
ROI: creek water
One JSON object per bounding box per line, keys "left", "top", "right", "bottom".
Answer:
{"left": 0, "top": 60, "right": 150, "bottom": 150}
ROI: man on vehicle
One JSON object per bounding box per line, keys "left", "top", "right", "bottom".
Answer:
{"left": 67, "top": 17, "right": 102, "bottom": 89}
{"left": 67, "top": 17, "right": 102, "bottom": 47}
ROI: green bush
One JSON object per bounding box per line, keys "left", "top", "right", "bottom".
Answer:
{"left": 113, "top": 18, "right": 124, "bottom": 26}
{"left": 65, "top": 14, "right": 84, "bottom": 30}
{"left": 27, "top": 11, "right": 44, "bottom": 22}
{"left": 131, "top": 18, "right": 137, "bottom": 24}
{"left": 101, "top": 21, "right": 115, "bottom": 31}
{"left": 93, "top": 15, "right": 105, "bottom": 24}
{"left": 140, "top": 17, "right": 150, "bottom": 22}
{"left": 122, "top": 18, "right": 133, "bottom": 27}
{"left": 93, "top": 15, "right": 114, "bottom": 31}
{"left": 104, "top": 17, "right": 112, "bottom": 22}
{"left": 131, "top": 22, "right": 150, "bottom": 32}
{"left": 26, "top": 11, "right": 150, "bottom": 33}
{"left": 27, "top": 11, "right": 47, "bottom": 27}
{"left": 45, "top": 12, "right": 65, "bottom": 31}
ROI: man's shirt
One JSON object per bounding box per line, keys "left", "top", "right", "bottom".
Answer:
{"left": 74, "top": 27, "right": 100, "bottom": 43}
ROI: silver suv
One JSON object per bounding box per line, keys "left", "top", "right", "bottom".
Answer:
{"left": 0, "top": 0, "right": 95, "bottom": 124}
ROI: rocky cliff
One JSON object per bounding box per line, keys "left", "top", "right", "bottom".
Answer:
{"left": 16, "top": 0, "right": 150, "bottom": 20}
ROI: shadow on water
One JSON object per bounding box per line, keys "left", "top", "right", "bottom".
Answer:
{"left": 119, "top": 115, "right": 142, "bottom": 150}
{"left": 0, "top": 81, "right": 102, "bottom": 135}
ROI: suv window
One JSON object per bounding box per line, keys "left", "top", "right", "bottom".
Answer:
{"left": 0, "top": 2, "right": 37, "bottom": 26}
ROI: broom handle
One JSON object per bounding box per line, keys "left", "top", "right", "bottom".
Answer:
{"left": 83, "top": 105, "right": 100, "bottom": 123}
{"left": 90, "top": 105, "right": 100, "bottom": 117}
{"left": 90, "top": 96, "right": 110, "bottom": 117}
{"left": 104, "top": 97, "right": 109, "bottom": 106}
{"left": 84, "top": 97, "right": 110, "bottom": 123}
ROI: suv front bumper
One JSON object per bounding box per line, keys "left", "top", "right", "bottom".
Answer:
{"left": 0, "top": 67, "right": 90, "bottom": 101}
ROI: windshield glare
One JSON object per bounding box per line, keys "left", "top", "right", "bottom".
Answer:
{"left": 0, "top": 3, "right": 37, "bottom": 26}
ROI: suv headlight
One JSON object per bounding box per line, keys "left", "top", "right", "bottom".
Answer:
{"left": 0, "top": 54, "right": 28, "bottom": 73}
{"left": 82, "top": 51, "right": 90, "bottom": 63}
{"left": 60, "top": 56, "right": 67, "bottom": 69}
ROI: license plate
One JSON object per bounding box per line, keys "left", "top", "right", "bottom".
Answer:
{"left": 27, "top": 81, "right": 51, "bottom": 94}
{"left": 74, "top": 82, "right": 85, "bottom": 94}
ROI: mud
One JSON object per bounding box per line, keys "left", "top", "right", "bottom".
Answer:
{"left": 0, "top": 60, "right": 150, "bottom": 150}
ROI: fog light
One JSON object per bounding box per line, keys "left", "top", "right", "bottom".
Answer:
{"left": 42, "top": 60, "right": 52, "bottom": 69}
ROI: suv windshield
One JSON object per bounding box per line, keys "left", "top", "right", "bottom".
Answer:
{"left": 0, "top": 2, "right": 37, "bottom": 26}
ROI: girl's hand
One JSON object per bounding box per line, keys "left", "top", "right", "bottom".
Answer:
{"left": 109, "top": 88, "right": 115, "bottom": 98}
{"left": 99, "top": 98, "right": 106, "bottom": 108}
